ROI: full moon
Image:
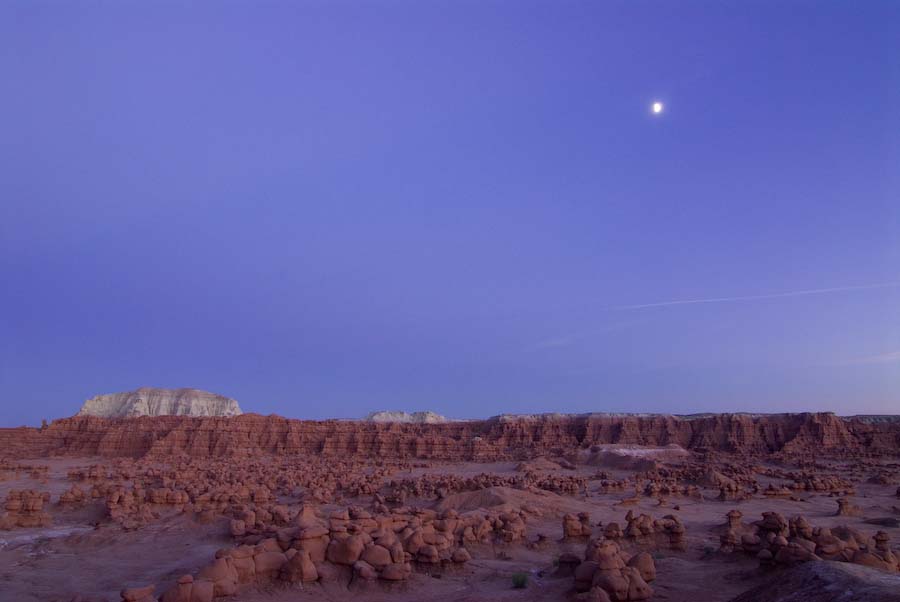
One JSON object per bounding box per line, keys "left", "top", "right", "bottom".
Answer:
{"left": 652, "top": 101, "right": 664, "bottom": 114}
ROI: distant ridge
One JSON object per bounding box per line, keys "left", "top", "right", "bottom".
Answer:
{"left": 490, "top": 411, "right": 899, "bottom": 422}
{"left": 3, "top": 411, "right": 899, "bottom": 459}
{"left": 845, "top": 415, "right": 900, "bottom": 424}
{"left": 77, "top": 387, "right": 242, "bottom": 418}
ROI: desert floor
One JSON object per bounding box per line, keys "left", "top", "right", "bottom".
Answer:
{"left": 1, "top": 455, "right": 899, "bottom": 602}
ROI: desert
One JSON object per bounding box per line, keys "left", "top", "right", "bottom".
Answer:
{"left": 2, "top": 398, "right": 900, "bottom": 602}
{"left": 5, "top": 2, "right": 899, "bottom": 601}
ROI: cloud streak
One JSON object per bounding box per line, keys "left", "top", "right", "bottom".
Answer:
{"left": 609, "top": 282, "right": 900, "bottom": 311}
{"left": 843, "top": 351, "right": 900, "bottom": 366}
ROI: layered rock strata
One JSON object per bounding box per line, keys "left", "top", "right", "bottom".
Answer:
{"left": 77, "top": 388, "right": 242, "bottom": 418}
{"left": 1, "top": 412, "right": 899, "bottom": 460}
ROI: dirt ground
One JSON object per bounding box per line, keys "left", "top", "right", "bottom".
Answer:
{"left": 1, "top": 455, "right": 898, "bottom": 602}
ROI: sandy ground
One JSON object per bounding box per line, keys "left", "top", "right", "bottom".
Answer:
{"left": 1, "top": 456, "right": 898, "bottom": 602}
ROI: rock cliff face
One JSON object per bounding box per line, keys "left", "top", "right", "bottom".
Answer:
{"left": 1, "top": 412, "right": 898, "bottom": 461}
{"left": 76, "top": 387, "right": 242, "bottom": 418}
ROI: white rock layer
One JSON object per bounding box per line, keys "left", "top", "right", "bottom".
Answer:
{"left": 77, "top": 387, "right": 242, "bottom": 418}
{"left": 365, "top": 410, "right": 448, "bottom": 424}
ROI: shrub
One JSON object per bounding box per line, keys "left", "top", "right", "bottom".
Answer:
{"left": 512, "top": 572, "right": 529, "bottom": 589}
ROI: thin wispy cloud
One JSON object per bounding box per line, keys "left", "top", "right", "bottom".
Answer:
{"left": 843, "top": 351, "right": 900, "bottom": 366}
{"left": 609, "top": 282, "right": 900, "bottom": 311}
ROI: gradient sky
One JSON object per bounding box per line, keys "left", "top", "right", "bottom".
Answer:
{"left": 2, "top": 1, "right": 899, "bottom": 426}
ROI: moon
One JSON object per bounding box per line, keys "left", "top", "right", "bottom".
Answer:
{"left": 652, "top": 101, "right": 664, "bottom": 115}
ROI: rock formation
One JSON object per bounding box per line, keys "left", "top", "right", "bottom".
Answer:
{"left": 145, "top": 502, "right": 481, "bottom": 600}
{"left": 717, "top": 510, "right": 899, "bottom": 574}
{"left": 77, "top": 388, "right": 242, "bottom": 418}
{"left": 364, "top": 411, "right": 449, "bottom": 423}
{"left": 573, "top": 537, "right": 656, "bottom": 601}
{"left": 0, "top": 489, "right": 52, "bottom": 529}
{"left": 3, "top": 412, "right": 898, "bottom": 461}
{"left": 3, "top": 410, "right": 899, "bottom": 602}
{"left": 563, "top": 512, "right": 594, "bottom": 540}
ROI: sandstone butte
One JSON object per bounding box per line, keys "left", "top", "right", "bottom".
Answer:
{"left": 2, "top": 412, "right": 898, "bottom": 461}
{"left": 76, "top": 387, "right": 243, "bottom": 418}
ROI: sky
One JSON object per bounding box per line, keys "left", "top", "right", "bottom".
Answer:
{"left": 1, "top": 1, "right": 899, "bottom": 426}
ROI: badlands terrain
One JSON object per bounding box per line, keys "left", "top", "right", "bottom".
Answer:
{"left": 2, "top": 402, "right": 900, "bottom": 602}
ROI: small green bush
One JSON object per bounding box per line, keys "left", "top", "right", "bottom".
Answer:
{"left": 512, "top": 572, "right": 529, "bottom": 589}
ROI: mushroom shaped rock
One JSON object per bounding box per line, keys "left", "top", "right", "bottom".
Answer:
{"left": 416, "top": 544, "right": 440, "bottom": 564}
{"left": 327, "top": 534, "right": 366, "bottom": 565}
{"left": 281, "top": 549, "right": 319, "bottom": 583}
{"left": 623, "top": 566, "right": 653, "bottom": 600}
{"left": 452, "top": 547, "right": 471, "bottom": 563}
{"left": 586, "top": 539, "right": 626, "bottom": 571}
{"left": 360, "top": 544, "right": 393, "bottom": 570}
{"left": 592, "top": 571, "right": 630, "bottom": 601}
{"left": 253, "top": 550, "right": 287, "bottom": 581}
{"left": 627, "top": 552, "right": 656, "bottom": 583}
{"left": 574, "top": 561, "right": 600, "bottom": 593}
{"left": 353, "top": 560, "right": 378, "bottom": 581}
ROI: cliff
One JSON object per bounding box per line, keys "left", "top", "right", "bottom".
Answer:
{"left": 1, "top": 412, "right": 898, "bottom": 461}
{"left": 76, "top": 387, "right": 242, "bottom": 418}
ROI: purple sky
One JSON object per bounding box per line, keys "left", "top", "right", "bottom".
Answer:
{"left": 2, "top": 1, "right": 899, "bottom": 426}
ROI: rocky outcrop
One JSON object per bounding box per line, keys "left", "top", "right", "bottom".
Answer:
{"left": 0, "top": 490, "right": 51, "bottom": 529}
{"left": 718, "top": 510, "right": 899, "bottom": 574}
{"left": 573, "top": 537, "right": 656, "bottom": 601}
{"left": 131, "top": 503, "right": 482, "bottom": 600}
{"left": 77, "top": 387, "right": 242, "bottom": 418}
{"left": 364, "top": 411, "right": 449, "bottom": 423}
{"left": 1, "top": 412, "right": 899, "bottom": 461}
